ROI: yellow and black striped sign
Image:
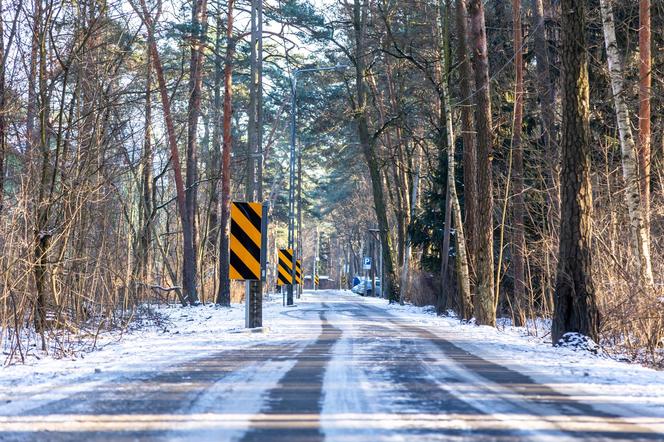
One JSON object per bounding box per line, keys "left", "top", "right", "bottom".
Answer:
{"left": 277, "top": 248, "right": 294, "bottom": 285}
{"left": 230, "top": 202, "right": 263, "bottom": 280}
{"left": 314, "top": 274, "right": 319, "bottom": 286}
{"left": 296, "top": 259, "right": 302, "bottom": 285}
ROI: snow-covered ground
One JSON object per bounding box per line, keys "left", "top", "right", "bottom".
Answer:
{"left": 360, "top": 295, "right": 664, "bottom": 418}
{"left": 0, "top": 293, "right": 314, "bottom": 416}
{"left": 1, "top": 290, "right": 663, "bottom": 440}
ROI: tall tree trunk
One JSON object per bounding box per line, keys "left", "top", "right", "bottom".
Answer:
{"left": 26, "top": 0, "right": 40, "bottom": 165}
{"left": 401, "top": 153, "right": 420, "bottom": 304}
{"left": 599, "top": 0, "right": 654, "bottom": 286}
{"left": 638, "top": 0, "right": 651, "bottom": 236}
{"left": 455, "top": 0, "right": 477, "bottom": 287}
{"left": 552, "top": 0, "right": 600, "bottom": 344}
{"left": 184, "top": 0, "right": 207, "bottom": 304}
{"left": 468, "top": 0, "right": 495, "bottom": 325}
{"left": 208, "top": 7, "right": 224, "bottom": 257}
{"left": 531, "top": 0, "right": 557, "bottom": 198}
{"left": 531, "top": 0, "right": 558, "bottom": 317}
{"left": 216, "top": 0, "right": 235, "bottom": 306}
{"left": 512, "top": 0, "right": 527, "bottom": 326}
{"left": 138, "top": 47, "right": 154, "bottom": 290}
{"left": 384, "top": 58, "right": 410, "bottom": 268}
{"left": 352, "top": 0, "right": 400, "bottom": 303}
{"left": 439, "top": 158, "right": 452, "bottom": 312}
{"left": 138, "top": 0, "right": 198, "bottom": 305}
{"left": 34, "top": 1, "right": 49, "bottom": 349}
{"left": 0, "top": 2, "right": 5, "bottom": 215}
{"left": 439, "top": 0, "right": 472, "bottom": 319}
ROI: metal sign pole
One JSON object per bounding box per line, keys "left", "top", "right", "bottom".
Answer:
{"left": 245, "top": 0, "right": 263, "bottom": 328}
{"left": 287, "top": 73, "right": 297, "bottom": 307}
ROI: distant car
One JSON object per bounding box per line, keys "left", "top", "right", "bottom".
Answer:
{"left": 352, "top": 279, "right": 381, "bottom": 297}
{"left": 351, "top": 282, "right": 364, "bottom": 295}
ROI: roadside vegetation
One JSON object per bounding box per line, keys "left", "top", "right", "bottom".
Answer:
{"left": 0, "top": 0, "right": 662, "bottom": 368}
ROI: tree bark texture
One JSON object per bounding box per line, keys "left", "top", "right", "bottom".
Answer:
{"left": 184, "top": 0, "right": 208, "bottom": 303}
{"left": 216, "top": 0, "right": 235, "bottom": 306}
{"left": 34, "top": 3, "right": 49, "bottom": 348}
{"left": 599, "top": 0, "right": 653, "bottom": 286}
{"left": 512, "top": 0, "right": 527, "bottom": 326}
{"left": 208, "top": 6, "right": 224, "bottom": 257}
{"left": 638, "top": 0, "right": 651, "bottom": 235}
{"left": 455, "top": 0, "right": 477, "bottom": 286}
{"left": 442, "top": 82, "right": 472, "bottom": 320}
{"left": 0, "top": 5, "right": 5, "bottom": 215}
{"left": 468, "top": 0, "right": 495, "bottom": 325}
{"left": 552, "top": 0, "right": 600, "bottom": 344}
{"left": 134, "top": 46, "right": 155, "bottom": 294}
{"left": 531, "top": 0, "right": 558, "bottom": 207}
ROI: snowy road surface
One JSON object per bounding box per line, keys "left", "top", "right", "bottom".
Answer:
{"left": 1, "top": 290, "right": 663, "bottom": 441}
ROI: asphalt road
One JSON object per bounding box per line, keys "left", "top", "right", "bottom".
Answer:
{"left": 1, "top": 291, "right": 662, "bottom": 441}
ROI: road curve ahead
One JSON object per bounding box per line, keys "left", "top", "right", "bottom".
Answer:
{"left": 1, "top": 290, "right": 662, "bottom": 441}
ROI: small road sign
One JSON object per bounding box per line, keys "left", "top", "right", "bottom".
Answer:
{"left": 363, "top": 256, "right": 372, "bottom": 270}
{"left": 314, "top": 274, "right": 319, "bottom": 286}
{"left": 277, "top": 248, "right": 295, "bottom": 285}
{"left": 296, "top": 259, "right": 302, "bottom": 285}
{"left": 230, "top": 202, "right": 264, "bottom": 280}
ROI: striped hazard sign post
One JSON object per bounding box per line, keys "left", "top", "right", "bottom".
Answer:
{"left": 230, "top": 202, "right": 265, "bottom": 280}
{"left": 314, "top": 274, "right": 319, "bottom": 288}
{"left": 230, "top": 201, "right": 268, "bottom": 328}
{"left": 295, "top": 259, "right": 302, "bottom": 285}
{"left": 277, "top": 248, "right": 294, "bottom": 286}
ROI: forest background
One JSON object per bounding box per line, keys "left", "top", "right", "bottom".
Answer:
{"left": 0, "top": 0, "right": 662, "bottom": 367}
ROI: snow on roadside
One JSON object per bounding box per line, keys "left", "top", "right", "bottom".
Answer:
{"left": 0, "top": 293, "right": 304, "bottom": 415}
{"left": 355, "top": 292, "right": 664, "bottom": 418}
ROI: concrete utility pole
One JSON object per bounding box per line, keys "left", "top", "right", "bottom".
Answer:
{"left": 245, "top": 0, "right": 263, "bottom": 328}
{"left": 288, "top": 64, "right": 348, "bottom": 304}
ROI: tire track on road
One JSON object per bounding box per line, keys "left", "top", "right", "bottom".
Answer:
{"left": 240, "top": 306, "right": 342, "bottom": 442}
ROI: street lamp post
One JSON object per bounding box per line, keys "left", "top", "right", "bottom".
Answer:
{"left": 287, "top": 64, "right": 347, "bottom": 306}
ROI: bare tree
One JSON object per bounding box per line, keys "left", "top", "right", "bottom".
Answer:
{"left": 138, "top": 0, "right": 199, "bottom": 305}
{"left": 351, "top": 0, "right": 400, "bottom": 303}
